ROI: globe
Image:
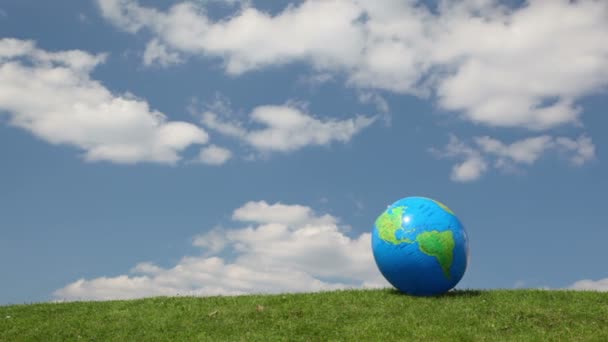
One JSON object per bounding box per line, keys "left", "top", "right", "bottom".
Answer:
{"left": 372, "top": 196, "right": 469, "bottom": 296}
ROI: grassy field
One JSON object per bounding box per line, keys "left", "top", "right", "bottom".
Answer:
{"left": 1, "top": 288, "right": 607, "bottom": 341}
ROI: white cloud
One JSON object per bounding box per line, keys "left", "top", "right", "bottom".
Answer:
{"left": 232, "top": 200, "right": 337, "bottom": 226}
{"left": 192, "top": 227, "right": 228, "bottom": 255}
{"left": 358, "top": 91, "right": 389, "bottom": 114}
{"left": 131, "top": 262, "right": 163, "bottom": 275}
{"left": 54, "top": 201, "right": 388, "bottom": 301}
{"left": 569, "top": 278, "right": 608, "bottom": 292}
{"left": 451, "top": 156, "right": 488, "bottom": 183}
{"left": 430, "top": 135, "right": 488, "bottom": 182}
{"left": 196, "top": 144, "right": 232, "bottom": 165}
{"left": 0, "top": 39, "right": 373, "bottom": 163}
{"left": 143, "top": 39, "right": 183, "bottom": 67}
{"left": 0, "top": 38, "right": 208, "bottom": 164}
{"left": 475, "top": 135, "right": 555, "bottom": 165}
{"left": 201, "top": 112, "right": 247, "bottom": 138}
{"left": 555, "top": 136, "right": 596, "bottom": 166}
{"left": 432, "top": 134, "right": 596, "bottom": 182}
{"left": 97, "top": 0, "right": 608, "bottom": 130}
{"left": 201, "top": 105, "right": 376, "bottom": 153}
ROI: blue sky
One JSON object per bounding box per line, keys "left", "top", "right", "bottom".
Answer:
{"left": 1, "top": 0, "right": 607, "bottom": 304}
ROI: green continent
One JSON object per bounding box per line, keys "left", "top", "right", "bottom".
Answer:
{"left": 375, "top": 206, "right": 413, "bottom": 245}
{"left": 416, "top": 230, "right": 455, "bottom": 279}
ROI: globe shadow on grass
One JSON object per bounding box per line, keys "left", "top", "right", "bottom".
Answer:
{"left": 385, "top": 288, "right": 483, "bottom": 298}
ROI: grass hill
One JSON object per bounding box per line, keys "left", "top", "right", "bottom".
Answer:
{"left": 1, "top": 289, "right": 607, "bottom": 341}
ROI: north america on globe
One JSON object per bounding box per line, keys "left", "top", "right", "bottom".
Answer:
{"left": 375, "top": 203, "right": 456, "bottom": 280}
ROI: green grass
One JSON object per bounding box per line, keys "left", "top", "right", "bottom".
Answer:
{"left": 1, "top": 289, "right": 607, "bottom": 341}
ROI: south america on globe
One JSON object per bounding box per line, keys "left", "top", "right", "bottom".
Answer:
{"left": 372, "top": 197, "right": 469, "bottom": 296}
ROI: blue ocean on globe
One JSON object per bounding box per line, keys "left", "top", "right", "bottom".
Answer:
{"left": 372, "top": 197, "right": 469, "bottom": 296}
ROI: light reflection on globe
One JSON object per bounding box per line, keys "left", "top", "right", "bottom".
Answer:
{"left": 372, "top": 196, "right": 469, "bottom": 296}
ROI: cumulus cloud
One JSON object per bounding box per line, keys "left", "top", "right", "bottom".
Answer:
{"left": 431, "top": 134, "right": 595, "bottom": 182}
{"left": 96, "top": 0, "right": 608, "bottom": 130}
{"left": 569, "top": 278, "right": 608, "bottom": 292}
{"left": 54, "top": 201, "right": 388, "bottom": 301}
{"left": 0, "top": 38, "right": 208, "bottom": 164}
{"left": 231, "top": 201, "right": 337, "bottom": 226}
{"left": 430, "top": 135, "right": 488, "bottom": 182}
{"left": 201, "top": 105, "right": 376, "bottom": 153}
{"left": 196, "top": 144, "right": 232, "bottom": 165}
{"left": 451, "top": 156, "right": 489, "bottom": 183}
{"left": 143, "top": 39, "right": 183, "bottom": 67}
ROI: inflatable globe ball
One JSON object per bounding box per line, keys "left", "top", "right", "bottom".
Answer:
{"left": 372, "top": 197, "right": 469, "bottom": 296}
